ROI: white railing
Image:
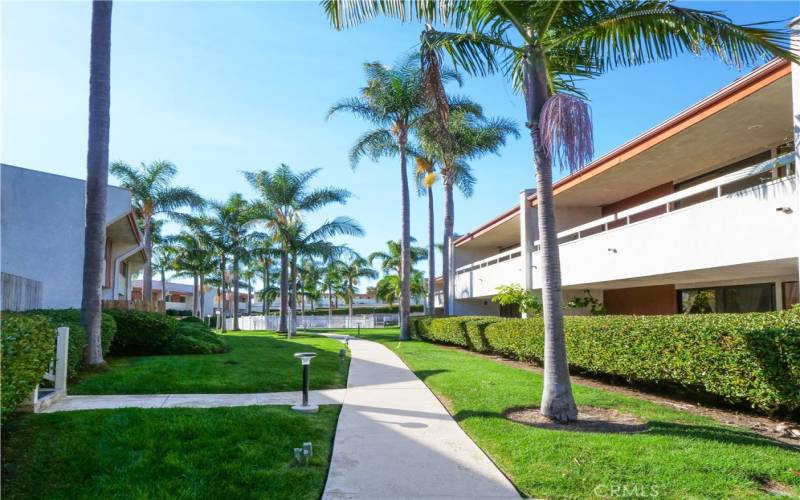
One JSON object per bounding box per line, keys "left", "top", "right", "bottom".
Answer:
{"left": 225, "top": 313, "right": 417, "bottom": 331}
{"left": 534, "top": 152, "right": 795, "bottom": 248}
{"left": 456, "top": 246, "right": 522, "bottom": 274}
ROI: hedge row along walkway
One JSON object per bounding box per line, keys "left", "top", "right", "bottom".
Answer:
{"left": 41, "top": 389, "right": 346, "bottom": 412}
{"left": 320, "top": 334, "right": 519, "bottom": 499}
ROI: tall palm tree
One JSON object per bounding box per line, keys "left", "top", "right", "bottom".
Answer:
{"left": 368, "top": 239, "right": 427, "bottom": 278}
{"left": 244, "top": 165, "right": 351, "bottom": 333}
{"left": 151, "top": 239, "right": 177, "bottom": 303}
{"left": 339, "top": 255, "right": 378, "bottom": 318}
{"left": 328, "top": 57, "right": 458, "bottom": 340}
{"left": 80, "top": 0, "right": 113, "bottom": 367}
{"left": 322, "top": 258, "right": 346, "bottom": 320}
{"left": 323, "top": 0, "right": 795, "bottom": 423}
{"left": 251, "top": 232, "right": 280, "bottom": 319}
{"left": 171, "top": 230, "right": 215, "bottom": 317}
{"left": 414, "top": 156, "right": 437, "bottom": 315}
{"left": 419, "top": 108, "right": 518, "bottom": 316}
{"left": 110, "top": 160, "right": 204, "bottom": 303}
{"left": 376, "top": 270, "right": 426, "bottom": 307}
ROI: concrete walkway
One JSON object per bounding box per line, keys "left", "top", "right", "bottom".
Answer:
{"left": 41, "top": 389, "right": 346, "bottom": 413}
{"left": 322, "top": 335, "right": 519, "bottom": 499}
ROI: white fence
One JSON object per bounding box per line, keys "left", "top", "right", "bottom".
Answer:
{"left": 225, "top": 313, "right": 408, "bottom": 331}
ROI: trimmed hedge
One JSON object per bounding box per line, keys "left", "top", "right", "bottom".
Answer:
{"left": 23, "top": 309, "right": 116, "bottom": 377}
{"left": 411, "top": 312, "right": 800, "bottom": 414}
{"left": 297, "top": 305, "right": 424, "bottom": 316}
{"left": 107, "top": 310, "right": 225, "bottom": 355}
{"left": 1, "top": 313, "right": 55, "bottom": 417}
{"left": 107, "top": 310, "right": 178, "bottom": 355}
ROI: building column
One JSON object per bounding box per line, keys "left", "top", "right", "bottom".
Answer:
{"left": 792, "top": 17, "right": 800, "bottom": 285}
{"left": 519, "top": 188, "right": 537, "bottom": 317}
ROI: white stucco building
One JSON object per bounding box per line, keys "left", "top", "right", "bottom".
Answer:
{"left": 440, "top": 58, "right": 799, "bottom": 317}
{"left": 1, "top": 164, "right": 146, "bottom": 310}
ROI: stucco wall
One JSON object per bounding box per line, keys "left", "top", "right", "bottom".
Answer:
{"left": 1, "top": 164, "right": 133, "bottom": 309}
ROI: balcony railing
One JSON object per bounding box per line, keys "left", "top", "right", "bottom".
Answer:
{"left": 533, "top": 152, "right": 795, "bottom": 249}
{"left": 456, "top": 246, "right": 522, "bottom": 275}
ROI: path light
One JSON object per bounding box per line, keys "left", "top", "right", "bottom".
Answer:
{"left": 339, "top": 349, "right": 346, "bottom": 365}
{"left": 357, "top": 324, "right": 361, "bottom": 337}
{"left": 292, "top": 352, "right": 318, "bottom": 413}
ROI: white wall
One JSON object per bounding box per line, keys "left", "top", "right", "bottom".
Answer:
{"left": 1, "top": 164, "right": 133, "bottom": 309}
{"left": 544, "top": 177, "right": 797, "bottom": 288}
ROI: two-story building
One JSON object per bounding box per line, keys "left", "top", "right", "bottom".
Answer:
{"left": 445, "top": 58, "right": 799, "bottom": 317}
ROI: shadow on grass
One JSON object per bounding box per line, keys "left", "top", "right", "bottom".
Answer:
{"left": 414, "top": 369, "right": 450, "bottom": 381}
{"left": 451, "top": 408, "right": 795, "bottom": 450}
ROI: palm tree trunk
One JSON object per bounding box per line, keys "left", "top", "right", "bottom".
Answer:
{"left": 348, "top": 285, "right": 354, "bottom": 319}
{"left": 80, "top": 0, "right": 112, "bottom": 367}
{"left": 398, "top": 133, "right": 411, "bottom": 340}
{"left": 288, "top": 254, "right": 298, "bottom": 338}
{"left": 328, "top": 285, "right": 333, "bottom": 326}
{"left": 193, "top": 274, "right": 199, "bottom": 317}
{"left": 247, "top": 279, "right": 252, "bottom": 316}
{"left": 525, "top": 46, "right": 577, "bottom": 422}
{"left": 220, "top": 255, "right": 228, "bottom": 333}
{"left": 232, "top": 256, "right": 240, "bottom": 330}
{"left": 278, "top": 250, "right": 288, "bottom": 332}
{"left": 427, "top": 186, "right": 436, "bottom": 316}
{"left": 268, "top": 260, "right": 272, "bottom": 320}
{"left": 199, "top": 274, "right": 205, "bottom": 318}
{"left": 160, "top": 267, "right": 167, "bottom": 304}
{"left": 442, "top": 180, "right": 455, "bottom": 316}
{"left": 143, "top": 218, "right": 153, "bottom": 303}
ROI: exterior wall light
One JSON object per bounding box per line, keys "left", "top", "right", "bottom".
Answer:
{"left": 292, "top": 352, "right": 318, "bottom": 413}
{"left": 607, "top": 248, "right": 618, "bottom": 253}
{"left": 776, "top": 206, "right": 793, "bottom": 214}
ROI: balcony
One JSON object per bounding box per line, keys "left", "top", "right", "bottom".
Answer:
{"left": 455, "top": 153, "right": 796, "bottom": 298}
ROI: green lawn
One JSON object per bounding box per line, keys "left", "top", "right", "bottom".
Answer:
{"left": 356, "top": 328, "right": 800, "bottom": 499}
{"left": 1, "top": 405, "right": 339, "bottom": 499}
{"left": 71, "top": 331, "right": 349, "bottom": 395}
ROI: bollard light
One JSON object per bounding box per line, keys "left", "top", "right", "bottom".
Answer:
{"left": 339, "top": 349, "right": 346, "bottom": 365}
{"left": 357, "top": 324, "right": 361, "bottom": 337}
{"left": 292, "top": 352, "right": 318, "bottom": 413}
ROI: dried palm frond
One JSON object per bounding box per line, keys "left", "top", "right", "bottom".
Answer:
{"left": 423, "top": 172, "right": 438, "bottom": 188}
{"left": 539, "top": 93, "right": 594, "bottom": 173}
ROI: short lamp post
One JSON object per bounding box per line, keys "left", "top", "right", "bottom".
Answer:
{"left": 292, "top": 352, "right": 318, "bottom": 413}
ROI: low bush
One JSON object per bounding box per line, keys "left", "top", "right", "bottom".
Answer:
{"left": 106, "top": 310, "right": 178, "bottom": 355}
{"left": 180, "top": 316, "right": 205, "bottom": 325}
{"left": 107, "top": 310, "right": 225, "bottom": 356}
{"left": 174, "top": 321, "right": 227, "bottom": 354}
{"left": 166, "top": 309, "right": 192, "bottom": 317}
{"left": 303, "top": 305, "right": 424, "bottom": 316}
{"left": 411, "top": 311, "right": 800, "bottom": 414}
{"left": 23, "top": 309, "right": 116, "bottom": 377}
{"left": 1, "top": 313, "right": 55, "bottom": 417}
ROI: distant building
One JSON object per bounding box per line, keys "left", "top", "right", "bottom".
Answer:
{"left": 1, "top": 164, "right": 146, "bottom": 310}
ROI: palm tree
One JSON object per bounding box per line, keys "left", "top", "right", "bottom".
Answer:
{"left": 376, "top": 271, "right": 426, "bottom": 308}
{"left": 322, "top": 258, "right": 346, "bottom": 321}
{"left": 328, "top": 57, "right": 459, "bottom": 340}
{"left": 80, "top": 0, "right": 113, "bottom": 367}
{"left": 186, "top": 194, "right": 249, "bottom": 333}
{"left": 245, "top": 165, "right": 352, "bottom": 333}
{"left": 339, "top": 255, "right": 378, "bottom": 318}
{"left": 110, "top": 160, "right": 204, "bottom": 303}
{"left": 413, "top": 156, "right": 437, "bottom": 315}
{"left": 251, "top": 233, "right": 280, "bottom": 319}
{"left": 151, "top": 240, "right": 177, "bottom": 303}
{"left": 323, "top": 0, "right": 795, "bottom": 423}
{"left": 279, "top": 218, "right": 364, "bottom": 337}
{"left": 171, "top": 230, "right": 215, "bottom": 317}
{"left": 419, "top": 108, "right": 518, "bottom": 316}
{"left": 368, "top": 239, "right": 427, "bottom": 278}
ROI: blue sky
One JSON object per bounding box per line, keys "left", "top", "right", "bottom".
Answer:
{"left": 2, "top": 1, "right": 797, "bottom": 286}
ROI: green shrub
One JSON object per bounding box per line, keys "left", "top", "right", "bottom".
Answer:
{"left": 303, "top": 305, "right": 424, "bottom": 316}
{"left": 411, "top": 311, "right": 800, "bottom": 414}
{"left": 1, "top": 313, "right": 55, "bottom": 417}
{"left": 174, "top": 322, "right": 226, "bottom": 354}
{"left": 21, "top": 309, "right": 116, "bottom": 377}
{"left": 106, "top": 310, "right": 178, "bottom": 355}
{"left": 166, "top": 309, "right": 192, "bottom": 317}
{"left": 180, "top": 316, "right": 204, "bottom": 325}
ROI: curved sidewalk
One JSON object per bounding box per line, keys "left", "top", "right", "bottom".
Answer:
{"left": 322, "top": 336, "right": 519, "bottom": 499}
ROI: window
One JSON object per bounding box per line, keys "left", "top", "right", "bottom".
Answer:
{"left": 782, "top": 281, "right": 799, "bottom": 310}
{"left": 678, "top": 283, "right": 775, "bottom": 314}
